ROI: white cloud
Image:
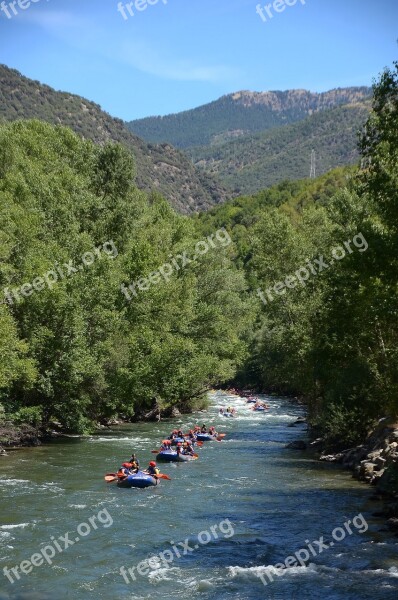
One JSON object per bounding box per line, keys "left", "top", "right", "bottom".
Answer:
{"left": 118, "top": 39, "right": 240, "bottom": 83}
{"left": 19, "top": 9, "right": 240, "bottom": 83}
{"left": 19, "top": 9, "right": 86, "bottom": 29}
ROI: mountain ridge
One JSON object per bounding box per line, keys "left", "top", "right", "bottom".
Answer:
{"left": 0, "top": 64, "right": 227, "bottom": 214}
{"left": 127, "top": 87, "right": 372, "bottom": 149}
{"left": 187, "top": 103, "right": 371, "bottom": 196}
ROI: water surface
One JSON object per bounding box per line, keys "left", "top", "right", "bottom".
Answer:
{"left": 1, "top": 393, "right": 397, "bottom": 599}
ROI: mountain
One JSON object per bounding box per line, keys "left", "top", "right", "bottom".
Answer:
{"left": 0, "top": 66, "right": 373, "bottom": 208}
{"left": 0, "top": 65, "right": 227, "bottom": 214}
{"left": 187, "top": 103, "right": 371, "bottom": 196}
{"left": 127, "top": 88, "right": 372, "bottom": 149}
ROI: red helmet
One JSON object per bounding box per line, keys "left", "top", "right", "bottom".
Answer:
{"left": 149, "top": 461, "right": 156, "bottom": 467}
{"left": 122, "top": 462, "right": 132, "bottom": 468}
{"left": 177, "top": 442, "right": 182, "bottom": 446}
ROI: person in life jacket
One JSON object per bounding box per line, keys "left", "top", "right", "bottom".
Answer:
{"left": 182, "top": 441, "right": 194, "bottom": 455}
{"left": 209, "top": 426, "right": 218, "bottom": 437}
{"left": 160, "top": 440, "right": 171, "bottom": 451}
{"left": 129, "top": 454, "right": 140, "bottom": 472}
{"left": 177, "top": 429, "right": 184, "bottom": 438}
{"left": 201, "top": 424, "right": 207, "bottom": 433}
{"left": 146, "top": 461, "right": 160, "bottom": 478}
{"left": 176, "top": 442, "right": 183, "bottom": 456}
{"left": 169, "top": 429, "right": 178, "bottom": 441}
{"left": 187, "top": 429, "right": 196, "bottom": 441}
{"left": 117, "top": 462, "right": 132, "bottom": 480}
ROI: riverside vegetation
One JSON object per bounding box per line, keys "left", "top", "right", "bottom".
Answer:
{"left": 0, "top": 62, "right": 397, "bottom": 464}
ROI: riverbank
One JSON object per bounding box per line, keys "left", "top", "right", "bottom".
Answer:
{"left": 0, "top": 393, "right": 211, "bottom": 453}
{"left": 318, "top": 418, "right": 398, "bottom": 534}
{"left": 0, "top": 422, "right": 42, "bottom": 454}
{"left": 285, "top": 411, "right": 398, "bottom": 535}
{"left": 3, "top": 392, "right": 397, "bottom": 600}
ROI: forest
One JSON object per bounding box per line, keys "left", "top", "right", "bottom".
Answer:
{"left": 0, "top": 62, "right": 397, "bottom": 449}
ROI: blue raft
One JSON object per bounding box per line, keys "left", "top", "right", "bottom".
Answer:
{"left": 156, "top": 451, "right": 197, "bottom": 463}
{"left": 117, "top": 470, "right": 158, "bottom": 488}
{"left": 196, "top": 433, "right": 216, "bottom": 441}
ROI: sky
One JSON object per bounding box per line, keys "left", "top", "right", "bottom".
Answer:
{"left": 0, "top": 0, "right": 397, "bottom": 121}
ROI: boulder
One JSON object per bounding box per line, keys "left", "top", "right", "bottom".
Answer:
{"left": 374, "top": 456, "right": 387, "bottom": 469}
{"left": 367, "top": 450, "right": 383, "bottom": 461}
{"left": 320, "top": 453, "right": 344, "bottom": 462}
{"left": 371, "top": 469, "right": 386, "bottom": 484}
{"left": 359, "top": 462, "right": 375, "bottom": 481}
{"left": 309, "top": 437, "right": 324, "bottom": 448}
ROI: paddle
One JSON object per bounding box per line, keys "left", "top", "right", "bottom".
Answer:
{"left": 104, "top": 474, "right": 118, "bottom": 483}
{"left": 157, "top": 473, "right": 171, "bottom": 480}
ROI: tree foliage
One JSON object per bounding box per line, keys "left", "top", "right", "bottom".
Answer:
{"left": 0, "top": 120, "right": 251, "bottom": 432}
{"left": 198, "top": 63, "right": 398, "bottom": 447}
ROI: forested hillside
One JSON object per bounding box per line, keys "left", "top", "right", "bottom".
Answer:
{"left": 0, "top": 61, "right": 396, "bottom": 450}
{"left": 189, "top": 104, "right": 370, "bottom": 195}
{"left": 197, "top": 63, "right": 398, "bottom": 448}
{"left": 127, "top": 87, "right": 371, "bottom": 149}
{"left": 0, "top": 120, "right": 252, "bottom": 432}
{"left": 0, "top": 65, "right": 227, "bottom": 214}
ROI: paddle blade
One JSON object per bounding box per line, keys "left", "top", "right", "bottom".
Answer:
{"left": 151, "top": 450, "right": 160, "bottom": 453}
{"left": 158, "top": 473, "right": 171, "bottom": 481}
{"left": 196, "top": 441, "right": 204, "bottom": 446}
{"left": 193, "top": 453, "right": 199, "bottom": 458}
{"left": 104, "top": 475, "right": 117, "bottom": 483}
{"left": 218, "top": 433, "right": 226, "bottom": 438}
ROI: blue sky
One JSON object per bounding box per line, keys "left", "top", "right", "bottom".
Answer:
{"left": 0, "top": 0, "right": 397, "bottom": 120}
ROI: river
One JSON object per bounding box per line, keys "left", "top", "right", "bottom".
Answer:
{"left": 1, "top": 393, "right": 397, "bottom": 599}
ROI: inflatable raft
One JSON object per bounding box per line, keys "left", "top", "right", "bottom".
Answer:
{"left": 156, "top": 451, "right": 197, "bottom": 463}
{"left": 117, "top": 471, "right": 158, "bottom": 488}
{"left": 196, "top": 433, "right": 224, "bottom": 441}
